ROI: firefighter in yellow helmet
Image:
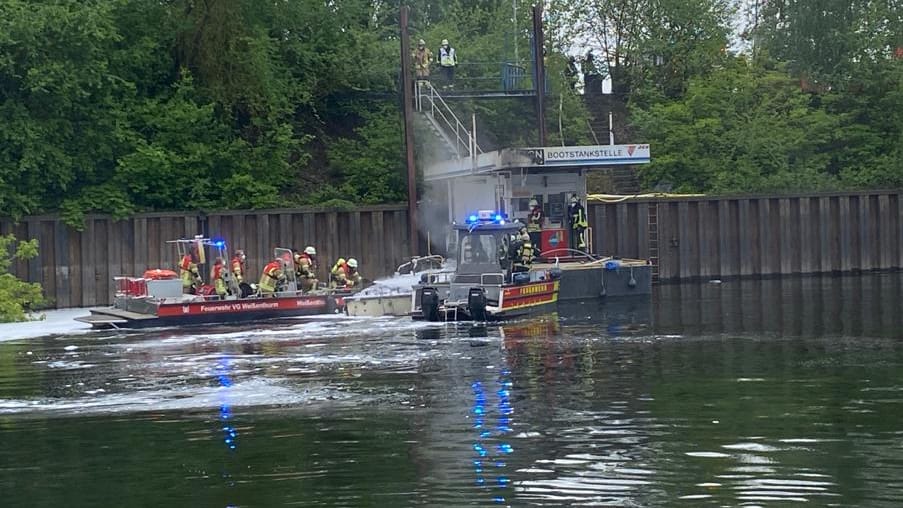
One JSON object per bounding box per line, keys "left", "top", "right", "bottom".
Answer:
{"left": 294, "top": 246, "right": 319, "bottom": 292}
{"left": 331, "top": 257, "right": 363, "bottom": 289}
{"left": 412, "top": 39, "right": 432, "bottom": 82}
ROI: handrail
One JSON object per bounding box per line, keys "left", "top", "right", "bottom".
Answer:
{"left": 415, "top": 81, "right": 483, "bottom": 159}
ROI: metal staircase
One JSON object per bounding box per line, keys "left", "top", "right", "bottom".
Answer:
{"left": 415, "top": 81, "right": 482, "bottom": 161}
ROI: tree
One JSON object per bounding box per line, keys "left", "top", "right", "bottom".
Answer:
{"left": 0, "top": 235, "right": 44, "bottom": 322}
{"left": 548, "top": 0, "right": 733, "bottom": 100}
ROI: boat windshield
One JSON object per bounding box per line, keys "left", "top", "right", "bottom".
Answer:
{"left": 457, "top": 232, "right": 503, "bottom": 275}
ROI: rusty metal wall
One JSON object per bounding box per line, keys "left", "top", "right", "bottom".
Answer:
{"left": 588, "top": 192, "right": 903, "bottom": 282}
{"left": 5, "top": 193, "right": 903, "bottom": 308}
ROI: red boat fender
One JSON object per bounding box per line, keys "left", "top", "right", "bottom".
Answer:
{"left": 143, "top": 269, "right": 178, "bottom": 280}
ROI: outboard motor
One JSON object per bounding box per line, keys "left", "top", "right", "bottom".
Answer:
{"left": 467, "top": 288, "right": 487, "bottom": 321}
{"left": 420, "top": 287, "right": 440, "bottom": 321}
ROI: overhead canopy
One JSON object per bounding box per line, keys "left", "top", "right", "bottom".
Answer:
{"left": 423, "top": 144, "right": 651, "bottom": 181}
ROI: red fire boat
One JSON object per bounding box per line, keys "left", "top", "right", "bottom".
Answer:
{"left": 76, "top": 239, "right": 355, "bottom": 329}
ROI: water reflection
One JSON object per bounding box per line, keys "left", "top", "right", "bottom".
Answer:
{"left": 654, "top": 273, "right": 903, "bottom": 338}
{"left": 3, "top": 274, "right": 903, "bottom": 506}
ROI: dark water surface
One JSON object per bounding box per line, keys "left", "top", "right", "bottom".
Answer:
{"left": 3, "top": 273, "right": 903, "bottom": 507}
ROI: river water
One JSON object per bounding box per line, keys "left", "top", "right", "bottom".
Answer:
{"left": 2, "top": 273, "right": 903, "bottom": 507}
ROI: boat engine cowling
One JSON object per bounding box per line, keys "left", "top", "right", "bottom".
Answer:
{"left": 468, "top": 288, "right": 487, "bottom": 321}
{"left": 421, "top": 287, "right": 440, "bottom": 321}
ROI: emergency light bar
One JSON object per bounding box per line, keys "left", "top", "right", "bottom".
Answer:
{"left": 465, "top": 210, "right": 506, "bottom": 225}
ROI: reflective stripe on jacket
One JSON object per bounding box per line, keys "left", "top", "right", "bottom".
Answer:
{"left": 439, "top": 47, "right": 456, "bottom": 67}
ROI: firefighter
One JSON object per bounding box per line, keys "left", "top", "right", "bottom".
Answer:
{"left": 211, "top": 257, "right": 228, "bottom": 298}
{"left": 294, "top": 246, "right": 319, "bottom": 292}
{"left": 179, "top": 248, "right": 203, "bottom": 294}
{"left": 568, "top": 194, "right": 588, "bottom": 250}
{"left": 437, "top": 38, "right": 457, "bottom": 88}
{"left": 331, "top": 258, "right": 363, "bottom": 289}
{"left": 412, "top": 39, "right": 432, "bottom": 82}
{"left": 329, "top": 258, "right": 346, "bottom": 287}
{"left": 230, "top": 249, "right": 247, "bottom": 284}
{"left": 258, "top": 257, "right": 286, "bottom": 296}
{"left": 512, "top": 225, "right": 533, "bottom": 273}
{"left": 527, "top": 198, "right": 544, "bottom": 258}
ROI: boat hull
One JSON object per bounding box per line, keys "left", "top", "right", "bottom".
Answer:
{"left": 344, "top": 294, "right": 412, "bottom": 317}
{"left": 417, "top": 280, "right": 559, "bottom": 322}
{"left": 76, "top": 294, "right": 343, "bottom": 329}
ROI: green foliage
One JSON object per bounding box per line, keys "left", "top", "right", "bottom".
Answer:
{"left": 0, "top": 0, "right": 899, "bottom": 221}
{"left": 633, "top": 57, "right": 902, "bottom": 193}
{"left": 0, "top": 235, "right": 45, "bottom": 323}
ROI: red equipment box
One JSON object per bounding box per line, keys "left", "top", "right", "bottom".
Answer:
{"left": 539, "top": 228, "right": 569, "bottom": 257}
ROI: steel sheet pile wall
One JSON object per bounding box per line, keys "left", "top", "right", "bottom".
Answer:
{"left": 0, "top": 206, "right": 410, "bottom": 308}
{"left": 589, "top": 192, "right": 903, "bottom": 282}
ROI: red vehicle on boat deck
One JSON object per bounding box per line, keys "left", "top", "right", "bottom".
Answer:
{"left": 76, "top": 239, "right": 355, "bottom": 329}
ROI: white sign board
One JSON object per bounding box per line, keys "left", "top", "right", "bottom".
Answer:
{"left": 515, "top": 144, "right": 650, "bottom": 167}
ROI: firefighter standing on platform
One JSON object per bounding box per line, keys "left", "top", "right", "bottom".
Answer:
{"left": 179, "top": 248, "right": 203, "bottom": 294}
{"left": 412, "top": 39, "right": 432, "bottom": 82}
{"left": 568, "top": 194, "right": 589, "bottom": 251}
{"left": 295, "top": 246, "right": 319, "bottom": 292}
{"left": 526, "top": 198, "right": 544, "bottom": 259}
{"left": 438, "top": 39, "right": 457, "bottom": 88}
{"left": 259, "top": 257, "right": 286, "bottom": 296}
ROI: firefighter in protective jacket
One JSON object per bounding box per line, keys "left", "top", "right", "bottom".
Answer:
{"left": 258, "top": 257, "right": 286, "bottom": 295}
{"left": 294, "top": 246, "right": 319, "bottom": 292}
{"left": 331, "top": 258, "right": 363, "bottom": 288}
{"left": 211, "top": 257, "right": 228, "bottom": 297}
{"left": 568, "top": 194, "right": 588, "bottom": 250}
{"left": 230, "top": 250, "right": 247, "bottom": 284}
{"left": 179, "top": 249, "right": 203, "bottom": 294}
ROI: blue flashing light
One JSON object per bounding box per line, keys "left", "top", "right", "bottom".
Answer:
{"left": 465, "top": 211, "right": 508, "bottom": 225}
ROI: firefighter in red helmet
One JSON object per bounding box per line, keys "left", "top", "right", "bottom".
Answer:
{"left": 230, "top": 249, "right": 247, "bottom": 284}
{"left": 258, "top": 256, "right": 286, "bottom": 296}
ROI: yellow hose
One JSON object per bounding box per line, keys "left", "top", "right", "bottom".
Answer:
{"left": 587, "top": 192, "right": 706, "bottom": 203}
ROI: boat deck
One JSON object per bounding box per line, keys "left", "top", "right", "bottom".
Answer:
{"left": 75, "top": 307, "right": 158, "bottom": 326}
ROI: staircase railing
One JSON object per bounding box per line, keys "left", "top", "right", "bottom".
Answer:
{"left": 415, "top": 81, "right": 483, "bottom": 160}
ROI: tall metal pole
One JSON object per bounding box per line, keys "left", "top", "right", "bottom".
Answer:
{"left": 532, "top": 5, "right": 547, "bottom": 147}
{"left": 400, "top": 6, "right": 419, "bottom": 256}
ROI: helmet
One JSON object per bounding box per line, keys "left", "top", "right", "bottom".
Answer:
{"left": 570, "top": 195, "right": 578, "bottom": 204}
{"left": 235, "top": 249, "right": 246, "bottom": 260}
{"left": 347, "top": 258, "right": 359, "bottom": 269}
{"left": 529, "top": 199, "right": 539, "bottom": 207}
{"left": 441, "top": 39, "right": 449, "bottom": 46}
{"left": 418, "top": 39, "right": 425, "bottom": 46}
{"left": 304, "top": 246, "right": 316, "bottom": 256}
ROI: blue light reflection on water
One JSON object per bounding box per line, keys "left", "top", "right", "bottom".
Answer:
{"left": 471, "top": 368, "right": 515, "bottom": 504}
{"left": 216, "top": 357, "right": 238, "bottom": 451}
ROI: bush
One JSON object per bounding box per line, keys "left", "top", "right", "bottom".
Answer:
{"left": 0, "top": 235, "right": 45, "bottom": 323}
